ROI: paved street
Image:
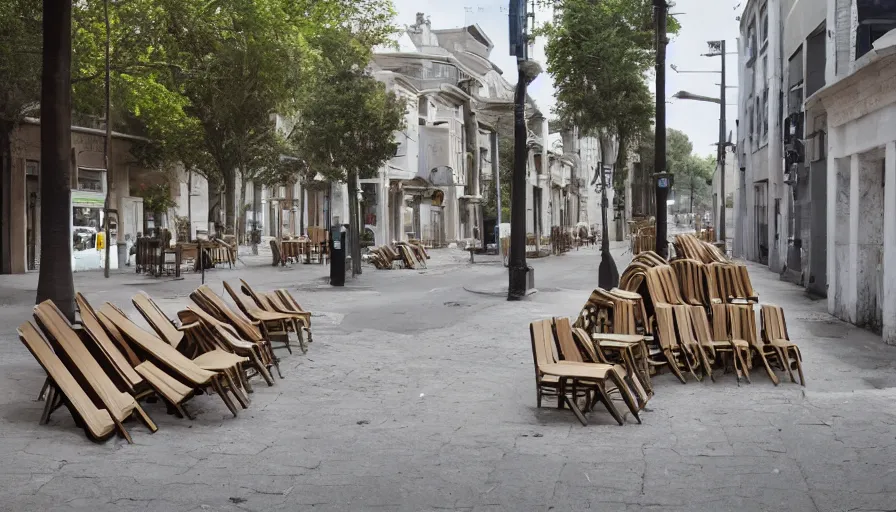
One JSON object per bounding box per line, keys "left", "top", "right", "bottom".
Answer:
{"left": 1, "top": 245, "right": 896, "bottom": 511}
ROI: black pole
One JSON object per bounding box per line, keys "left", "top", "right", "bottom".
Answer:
{"left": 718, "top": 39, "right": 727, "bottom": 247}
{"left": 598, "top": 163, "right": 618, "bottom": 289}
{"left": 654, "top": 0, "right": 669, "bottom": 258}
{"left": 508, "top": 65, "right": 529, "bottom": 300}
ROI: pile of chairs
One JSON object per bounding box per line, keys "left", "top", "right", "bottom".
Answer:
{"left": 530, "top": 245, "right": 804, "bottom": 426}
{"left": 368, "top": 241, "right": 429, "bottom": 270}
{"left": 17, "top": 280, "right": 313, "bottom": 443}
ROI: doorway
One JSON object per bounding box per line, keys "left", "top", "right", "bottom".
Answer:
{"left": 26, "top": 166, "right": 39, "bottom": 271}
{"left": 755, "top": 182, "right": 769, "bottom": 264}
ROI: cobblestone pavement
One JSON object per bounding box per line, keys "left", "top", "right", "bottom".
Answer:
{"left": 1, "top": 245, "right": 895, "bottom": 512}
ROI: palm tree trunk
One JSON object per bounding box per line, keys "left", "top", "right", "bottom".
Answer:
{"left": 37, "top": 0, "right": 75, "bottom": 321}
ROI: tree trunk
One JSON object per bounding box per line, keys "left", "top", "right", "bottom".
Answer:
{"left": 207, "top": 173, "right": 221, "bottom": 235}
{"left": 37, "top": 0, "right": 76, "bottom": 321}
{"left": 0, "top": 126, "right": 13, "bottom": 274}
{"left": 223, "top": 171, "right": 236, "bottom": 236}
{"left": 299, "top": 180, "right": 305, "bottom": 236}
{"left": 347, "top": 172, "right": 362, "bottom": 276}
{"left": 237, "top": 175, "right": 247, "bottom": 243}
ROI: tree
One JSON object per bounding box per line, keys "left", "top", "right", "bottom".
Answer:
{"left": 292, "top": 28, "right": 405, "bottom": 276}
{"left": 0, "top": 1, "right": 42, "bottom": 274}
{"left": 37, "top": 0, "right": 76, "bottom": 320}
{"left": 676, "top": 154, "right": 714, "bottom": 214}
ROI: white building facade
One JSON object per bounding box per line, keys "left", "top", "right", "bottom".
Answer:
{"left": 735, "top": 0, "right": 896, "bottom": 342}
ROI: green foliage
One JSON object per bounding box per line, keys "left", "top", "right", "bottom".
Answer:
{"left": 0, "top": 1, "right": 41, "bottom": 129}
{"left": 135, "top": 183, "right": 178, "bottom": 213}
{"left": 291, "top": 28, "right": 406, "bottom": 183}
{"left": 639, "top": 128, "right": 714, "bottom": 212}
{"left": 541, "top": 0, "right": 681, "bottom": 180}
{"left": 483, "top": 137, "right": 513, "bottom": 221}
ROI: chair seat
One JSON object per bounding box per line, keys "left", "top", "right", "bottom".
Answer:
{"left": 592, "top": 333, "right": 645, "bottom": 343}
{"left": 768, "top": 338, "right": 797, "bottom": 348}
{"left": 540, "top": 362, "right": 616, "bottom": 380}
{"left": 135, "top": 361, "right": 193, "bottom": 404}
{"left": 192, "top": 350, "right": 248, "bottom": 371}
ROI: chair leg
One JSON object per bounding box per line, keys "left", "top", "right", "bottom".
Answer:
{"left": 174, "top": 402, "right": 194, "bottom": 421}
{"left": 590, "top": 383, "right": 624, "bottom": 426}
{"left": 608, "top": 370, "right": 641, "bottom": 424}
{"left": 37, "top": 378, "right": 50, "bottom": 401}
{"left": 39, "top": 386, "right": 56, "bottom": 425}
{"left": 211, "top": 376, "right": 239, "bottom": 418}
{"left": 777, "top": 347, "right": 796, "bottom": 383}
{"left": 237, "top": 363, "right": 254, "bottom": 394}
{"left": 294, "top": 321, "right": 308, "bottom": 354}
{"left": 755, "top": 349, "right": 780, "bottom": 385}
{"left": 113, "top": 417, "right": 133, "bottom": 444}
{"left": 791, "top": 347, "right": 806, "bottom": 386}
{"left": 133, "top": 402, "right": 158, "bottom": 433}
{"left": 735, "top": 348, "right": 752, "bottom": 384}
{"left": 561, "top": 381, "right": 587, "bottom": 426}
{"left": 664, "top": 348, "right": 687, "bottom": 384}
{"left": 223, "top": 370, "right": 250, "bottom": 409}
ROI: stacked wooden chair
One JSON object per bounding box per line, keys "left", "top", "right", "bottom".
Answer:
{"left": 18, "top": 281, "right": 315, "bottom": 443}
{"left": 529, "top": 318, "right": 642, "bottom": 426}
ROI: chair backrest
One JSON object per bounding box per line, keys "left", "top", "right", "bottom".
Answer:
{"left": 98, "top": 303, "right": 215, "bottom": 385}
{"left": 728, "top": 304, "right": 760, "bottom": 348}
{"left": 75, "top": 293, "right": 143, "bottom": 390}
{"left": 224, "top": 281, "right": 262, "bottom": 316}
{"left": 183, "top": 305, "right": 253, "bottom": 350}
{"left": 761, "top": 304, "right": 789, "bottom": 342}
{"left": 710, "top": 303, "right": 729, "bottom": 341}
{"left": 653, "top": 303, "right": 679, "bottom": 350}
{"left": 34, "top": 301, "right": 135, "bottom": 421}
{"left": 552, "top": 317, "right": 584, "bottom": 363}
{"left": 671, "top": 305, "right": 697, "bottom": 347}
{"left": 690, "top": 306, "right": 714, "bottom": 345}
{"left": 132, "top": 292, "right": 183, "bottom": 348}
{"left": 530, "top": 319, "right": 559, "bottom": 371}
{"left": 193, "top": 285, "right": 263, "bottom": 341}
{"left": 571, "top": 327, "right": 601, "bottom": 363}
{"left": 17, "top": 321, "right": 115, "bottom": 439}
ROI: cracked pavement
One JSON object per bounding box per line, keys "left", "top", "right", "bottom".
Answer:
{"left": 1, "top": 245, "right": 895, "bottom": 511}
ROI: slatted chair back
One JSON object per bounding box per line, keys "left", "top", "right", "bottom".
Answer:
{"left": 98, "top": 304, "right": 216, "bottom": 385}
{"left": 710, "top": 303, "right": 730, "bottom": 341}
{"left": 653, "top": 304, "right": 679, "bottom": 351}
{"left": 34, "top": 301, "right": 136, "bottom": 424}
{"left": 553, "top": 317, "right": 584, "bottom": 362}
{"left": 761, "top": 304, "right": 789, "bottom": 342}
{"left": 728, "top": 304, "right": 760, "bottom": 348}
{"left": 671, "top": 259, "right": 711, "bottom": 306}
{"left": 671, "top": 305, "right": 698, "bottom": 347}
{"left": 75, "top": 293, "right": 143, "bottom": 390}
{"left": 610, "top": 288, "right": 650, "bottom": 335}
{"left": 223, "top": 281, "right": 264, "bottom": 316}
{"left": 192, "top": 285, "right": 263, "bottom": 341}
{"left": 530, "top": 319, "right": 559, "bottom": 373}
{"left": 17, "top": 321, "right": 116, "bottom": 440}
{"left": 736, "top": 265, "right": 759, "bottom": 300}
{"left": 572, "top": 327, "right": 603, "bottom": 363}
{"left": 690, "top": 307, "right": 715, "bottom": 345}
{"left": 132, "top": 292, "right": 183, "bottom": 348}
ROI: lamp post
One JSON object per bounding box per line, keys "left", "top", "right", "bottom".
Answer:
{"left": 598, "top": 133, "right": 618, "bottom": 289}
{"left": 653, "top": 0, "right": 669, "bottom": 258}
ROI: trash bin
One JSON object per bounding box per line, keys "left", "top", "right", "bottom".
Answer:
{"left": 329, "top": 226, "right": 346, "bottom": 286}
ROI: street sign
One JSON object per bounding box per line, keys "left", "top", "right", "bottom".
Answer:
{"left": 509, "top": 0, "right": 527, "bottom": 59}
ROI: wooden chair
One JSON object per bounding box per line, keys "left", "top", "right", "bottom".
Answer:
{"left": 530, "top": 319, "right": 640, "bottom": 426}
{"left": 97, "top": 304, "right": 246, "bottom": 418}
{"left": 729, "top": 304, "right": 779, "bottom": 385}
{"left": 568, "top": 325, "right": 651, "bottom": 409}
{"left": 240, "top": 279, "right": 312, "bottom": 342}
{"left": 33, "top": 301, "right": 157, "bottom": 443}
{"left": 670, "top": 259, "right": 714, "bottom": 306}
{"left": 760, "top": 304, "right": 805, "bottom": 385}
{"left": 179, "top": 305, "right": 276, "bottom": 386}
{"left": 132, "top": 292, "right": 186, "bottom": 350}
{"left": 710, "top": 303, "right": 752, "bottom": 384}
{"left": 75, "top": 293, "right": 146, "bottom": 396}
{"left": 653, "top": 304, "right": 694, "bottom": 383}
{"left": 671, "top": 305, "right": 714, "bottom": 382}
{"left": 223, "top": 281, "right": 305, "bottom": 354}
{"left": 18, "top": 321, "right": 117, "bottom": 442}
{"left": 191, "top": 285, "right": 287, "bottom": 362}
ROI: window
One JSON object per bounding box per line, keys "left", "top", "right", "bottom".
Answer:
{"left": 762, "top": 89, "right": 769, "bottom": 140}
{"left": 746, "top": 21, "right": 757, "bottom": 65}
{"left": 76, "top": 168, "right": 104, "bottom": 192}
{"left": 25, "top": 160, "right": 39, "bottom": 176}
{"left": 748, "top": 104, "right": 754, "bottom": 141}
{"left": 760, "top": 4, "right": 768, "bottom": 44}
{"left": 754, "top": 96, "right": 761, "bottom": 140}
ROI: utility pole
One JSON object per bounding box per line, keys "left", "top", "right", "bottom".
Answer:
{"left": 718, "top": 40, "right": 727, "bottom": 247}
{"left": 102, "top": 0, "right": 112, "bottom": 278}
{"left": 508, "top": 0, "right": 533, "bottom": 300}
{"left": 653, "top": 0, "right": 670, "bottom": 258}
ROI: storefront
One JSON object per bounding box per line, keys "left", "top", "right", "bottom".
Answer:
{"left": 71, "top": 168, "right": 118, "bottom": 272}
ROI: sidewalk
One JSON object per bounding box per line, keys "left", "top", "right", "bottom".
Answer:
{"left": 0, "top": 248, "right": 894, "bottom": 511}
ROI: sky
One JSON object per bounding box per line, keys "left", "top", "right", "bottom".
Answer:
{"left": 390, "top": 0, "right": 742, "bottom": 157}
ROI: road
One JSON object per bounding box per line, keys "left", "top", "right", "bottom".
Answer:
{"left": 0, "top": 243, "right": 894, "bottom": 511}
